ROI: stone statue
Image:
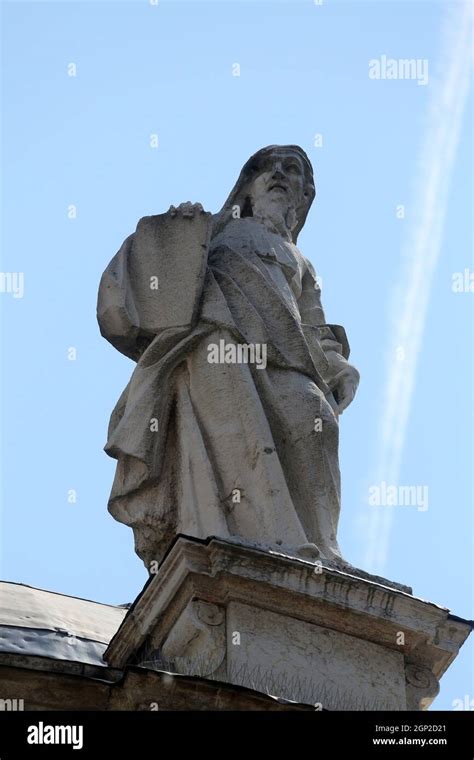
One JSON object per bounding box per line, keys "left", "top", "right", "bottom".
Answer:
{"left": 97, "top": 145, "right": 359, "bottom": 570}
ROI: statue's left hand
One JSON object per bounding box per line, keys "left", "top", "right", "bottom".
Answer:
{"left": 329, "top": 366, "right": 360, "bottom": 414}
{"left": 168, "top": 202, "right": 205, "bottom": 219}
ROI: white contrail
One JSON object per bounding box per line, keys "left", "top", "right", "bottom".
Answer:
{"left": 364, "top": 1, "right": 473, "bottom": 571}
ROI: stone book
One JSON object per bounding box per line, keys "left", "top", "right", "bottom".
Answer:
{"left": 126, "top": 209, "right": 212, "bottom": 332}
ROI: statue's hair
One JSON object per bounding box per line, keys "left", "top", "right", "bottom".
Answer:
{"left": 212, "top": 145, "right": 316, "bottom": 243}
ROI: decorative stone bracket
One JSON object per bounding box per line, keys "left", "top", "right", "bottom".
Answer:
{"left": 405, "top": 662, "right": 440, "bottom": 710}
{"left": 153, "top": 600, "right": 225, "bottom": 678}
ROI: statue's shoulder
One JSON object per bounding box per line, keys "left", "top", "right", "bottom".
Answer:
{"left": 210, "top": 217, "right": 258, "bottom": 251}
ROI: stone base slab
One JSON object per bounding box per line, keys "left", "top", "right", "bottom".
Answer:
{"left": 105, "top": 536, "right": 472, "bottom": 710}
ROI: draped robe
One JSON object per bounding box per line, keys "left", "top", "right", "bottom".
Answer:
{"left": 97, "top": 215, "right": 355, "bottom": 568}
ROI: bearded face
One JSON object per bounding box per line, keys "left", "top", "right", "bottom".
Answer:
{"left": 248, "top": 152, "right": 307, "bottom": 235}
{"left": 212, "top": 146, "right": 315, "bottom": 243}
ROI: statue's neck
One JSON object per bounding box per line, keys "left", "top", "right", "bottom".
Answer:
{"left": 252, "top": 210, "right": 293, "bottom": 242}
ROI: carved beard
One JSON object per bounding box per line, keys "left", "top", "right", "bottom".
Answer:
{"left": 252, "top": 194, "right": 298, "bottom": 240}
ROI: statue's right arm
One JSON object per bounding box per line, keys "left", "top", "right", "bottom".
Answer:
{"left": 97, "top": 233, "right": 156, "bottom": 362}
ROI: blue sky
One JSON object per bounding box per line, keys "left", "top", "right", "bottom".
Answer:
{"left": 1, "top": 0, "right": 472, "bottom": 709}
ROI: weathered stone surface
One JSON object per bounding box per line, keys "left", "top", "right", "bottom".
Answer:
{"left": 225, "top": 602, "right": 407, "bottom": 709}
{"left": 0, "top": 660, "right": 307, "bottom": 711}
{"left": 0, "top": 542, "right": 470, "bottom": 711}
{"left": 104, "top": 536, "right": 472, "bottom": 711}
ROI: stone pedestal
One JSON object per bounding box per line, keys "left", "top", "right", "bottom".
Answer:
{"left": 104, "top": 536, "right": 472, "bottom": 711}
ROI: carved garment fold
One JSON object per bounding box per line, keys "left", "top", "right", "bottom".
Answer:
{"left": 97, "top": 217, "right": 354, "bottom": 566}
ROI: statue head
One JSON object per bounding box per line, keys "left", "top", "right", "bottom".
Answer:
{"left": 213, "top": 145, "right": 316, "bottom": 243}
